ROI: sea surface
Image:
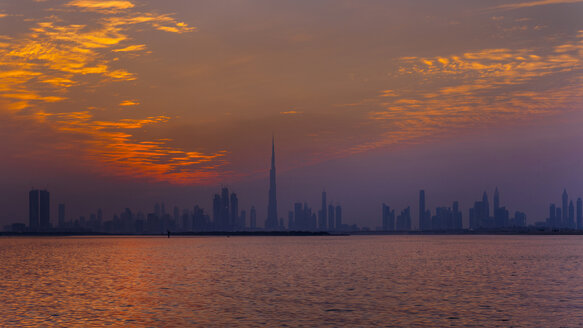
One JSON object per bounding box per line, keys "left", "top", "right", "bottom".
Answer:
{"left": 0, "top": 235, "right": 582, "bottom": 327}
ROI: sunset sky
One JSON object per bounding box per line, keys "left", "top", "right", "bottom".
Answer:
{"left": 1, "top": 0, "right": 582, "bottom": 228}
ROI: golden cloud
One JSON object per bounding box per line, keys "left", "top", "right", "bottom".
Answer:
{"left": 66, "top": 0, "right": 135, "bottom": 12}
{"left": 346, "top": 32, "right": 583, "bottom": 155}
{"left": 0, "top": 0, "right": 226, "bottom": 184}
{"left": 494, "top": 0, "right": 583, "bottom": 10}
{"left": 280, "top": 110, "right": 302, "bottom": 115}
{"left": 35, "top": 111, "right": 228, "bottom": 184}
{"left": 119, "top": 100, "right": 139, "bottom": 106}
{"left": 113, "top": 44, "right": 146, "bottom": 52}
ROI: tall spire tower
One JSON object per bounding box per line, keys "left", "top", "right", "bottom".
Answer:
{"left": 265, "top": 136, "right": 278, "bottom": 229}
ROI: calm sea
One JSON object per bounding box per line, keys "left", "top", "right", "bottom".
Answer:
{"left": 0, "top": 235, "right": 582, "bottom": 327}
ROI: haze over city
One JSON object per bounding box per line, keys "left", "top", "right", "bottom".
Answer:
{"left": 1, "top": 0, "right": 582, "bottom": 228}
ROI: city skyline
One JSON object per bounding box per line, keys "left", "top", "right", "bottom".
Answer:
{"left": 6, "top": 138, "right": 582, "bottom": 233}
{"left": 0, "top": 0, "right": 582, "bottom": 228}
{"left": 1, "top": 2, "right": 582, "bottom": 327}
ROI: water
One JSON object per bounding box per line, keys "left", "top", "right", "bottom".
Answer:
{"left": 0, "top": 235, "right": 582, "bottom": 327}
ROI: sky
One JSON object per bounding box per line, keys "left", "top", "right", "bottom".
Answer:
{"left": 0, "top": 0, "right": 582, "bottom": 228}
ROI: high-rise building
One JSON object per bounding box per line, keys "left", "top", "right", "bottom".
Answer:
{"left": 29, "top": 190, "right": 39, "bottom": 231}
{"left": 419, "top": 190, "right": 426, "bottom": 231}
{"left": 577, "top": 198, "right": 582, "bottom": 230}
{"left": 240, "top": 210, "right": 246, "bottom": 229}
{"left": 212, "top": 194, "right": 221, "bottom": 229}
{"left": 482, "top": 191, "right": 490, "bottom": 219}
{"left": 549, "top": 203, "right": 557, "bottom": 227}
{"left": 453, "top": 201, "right": 462, "bottom": 230}
{"left": 221, "top": 187, "right": 230, "bottom": 230}
{"left": 562, "top": 189, "right": 568, "bottom": 227}
{"left": 288, "top": 211, "right": 294, "bottom": 230}
{"left": 294, "top": 202, "right": 305, "bottom": 230}
{"left": 265, "top": 137, "right": 278, "bottom": 230}
{"left": 335, "top": 205, "right": 342, "bottom": 230}
{"left": 568, "top": 200, "right": 575, "bottom": 229}
{"left": 250, "top": 206, "right": 257, "bottom": 230}
{"left": 58, "top": 203, "right": 65, "bottom": 228}
{"left": 320, "top": 191, "right": 327, "bottom": 230}
{"left": 328, "top": 204, "right": 335, "bottom": 231}
{"left": 39, "top": 190, "right": 50, "bottom": 231}
{"left": 382, "top": 203, "right": 395, "bottom": 231}
{"left": 470, "top": 193, "right": 490, "bottom": 229}
{"left": 230, "top": 192, "right": 239, "bottom": 229}
{"left": 193, "top": 205, "right": 205, "bottom": 231}
{"left": 396, "top": 207, "right": 411, "bottom": 231}
{"left": 494, "top": 206, "right": 509, "bottom": 228}
{"left": 513, "top": 211, "right": 527, "bottom": 227}
{"left": 493, "top": 187, "right": 500, "bottom": 212}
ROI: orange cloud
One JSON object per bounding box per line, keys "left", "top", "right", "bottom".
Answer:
{"left": 494, "top": 0, "right": 583, "bottom": 10}
{"left": 66, "top": 0, "right": 134, "bottom": 12}
{"left": 344, "top": 32, "right": 583, "bottom": 155}
{"left": 119, "top": 100, "right": 139, "bottom": 106}
{"left": 0, "top": 0, "right": 225, "bottom": 184}
{"left": 113, "top": 44, "right": 146, "bottom": 52}
{"left": 34, "top": 111, "right": 228, "bottom": 184}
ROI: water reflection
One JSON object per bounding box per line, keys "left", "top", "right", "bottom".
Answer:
{"left": 0, "top": 236, "right": 582, "bottom": 326}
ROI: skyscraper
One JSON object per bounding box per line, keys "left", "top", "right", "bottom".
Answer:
{"left": 212, "top": 194, "right": 221, "bottom": 229}
{"left": 265, "top": 137, "right": 278, "bottom": 230}
{"left": 39, "top": 190, "right": 50, "bottom": 231}
{"left": 493, "top": 187, "right": 500, "bottom": 212}
{"left": 396, "top": 207, "right": 411, "bottom": 231}
{"left": 230, "top": 192, "right": 239, "bottom": 229}
{"left": 382, "top": 203, "right": 395, "bottom": 231}
{"left": 250, "top": 206, "right": 257, "bottom": 230}
{"left": 562, "top": 189, "right": 568, "bottom": 227}
{"left": 335, "top": 205, "right": 342, "bottom": 230}
{"left": 320, "top": 190, "right": 327, "bottom": 230}
{"left": 568, "top": 200, "right": 575, "bottom": 229}
{"left": 419, "top": 190, "right": 430, "bottom": 231}
{"left": 328, "top": 204, "right": 335, "bottom": 231}
{"left": 482, "top": 191, "right": 490, "bottom": 219}
{"left": 29, "top": 190, "right": 39, "bottom": 231}
{"left": 221, "top": 187, "right": 230, "bottom": 230}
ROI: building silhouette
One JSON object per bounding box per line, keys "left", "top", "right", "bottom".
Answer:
{"left": 230, "top": 192, "right": 239, "bottom": 229}
{"left": 562, "top": 189, "right": 568, "bottom": 227}
{"left": 568, "top": 200, "right": 575, "bottom": 229}
{"left": 382, "top": 203, "right": 395, "bottom": 231}
{"left": 29, "top": 190, "right": 39, "bottom": 231}
{"left": 335, "top": 205, "right": 342, "bottom": 230}
{"left": 396, "top": 207, "right": 411, "bottom": 231}
{"left": 431, "top": 201, "right": 462, "bottom": 231}
{"left": 250, "top": 206, "right": 257, "bottom": 230}
{"left": 419, "top": 190, "right": 431, "bottom": 231}
{"left": 265, "top": 137, "right": 278, "bottom": 230}
{"left": 493, "top": 187, "right": 500, "bottom": 212}
{"left": 328, "top": 204, "right": 335, "bottom": 230}
{"left": 469, "top": 193, "right": 489, "bottom": 230}
{"left": 319, "top": 190, "right": 327, "bottom": 230}
{"left": 29, "top": 189, "right": 50, "bottom": 232}
{"left": 544, "top": 189, "right": 582, "bottom": 230}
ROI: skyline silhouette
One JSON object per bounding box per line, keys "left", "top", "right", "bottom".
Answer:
{"left": 5, "top": 138, "right": 582, "bottom": 234}
{"left": 1, "top": 0, "right": 582, "bottom": 231}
